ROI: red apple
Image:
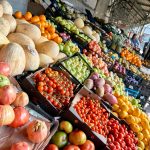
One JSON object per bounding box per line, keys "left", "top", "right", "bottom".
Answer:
{"left": 80, "top": 140, "right": 95, "bottom": 150}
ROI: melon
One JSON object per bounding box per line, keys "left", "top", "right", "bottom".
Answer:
{"left": 0, "top": 32, "right": 9, "bottom": 48}
{"left": 7, "top": 33, "right": 35, "bottom": 48}
{"left": 0, "top": 17, "right": 10, "bottom": 36}
{"left": 93, "top": 32, "right": 100, "bottom": 42}
{"left": 54, "top": 52, "right": 67, "bottom": 62}
{"left": 36, "top": 41, "right": 59, "bottom": 58}
{"left": 35, "top": 36, "right": 48, "bottom": 47}
{"left": 39, "top": 53, "right": 54, "bottom": 67}
{"left": 3, "top": 14, "right": 16, "bottom": 33}
{"left": 0, "top": 43, "right": 26, "bottom": 76}
{"left": 16, "top": 19, "right": 29, "bottom": 25}
{"left": 74, "top": 18, "right": 84, "bottom": 29}
{"left": 16, "top": 23, "right": 41, "bottom": 42}
{"left": 0, "top": 0, "right": 13, "bottom": 15}
{"left": 22, "top": 45, "right": 40, "bottom": 71}
{"left": 82, "top": 26, "right": 92, "bottom": 36}
{"left": 0, "top": 4, "right": 3, "bottom": 17}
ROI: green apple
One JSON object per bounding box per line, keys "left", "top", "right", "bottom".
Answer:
{"left": 59, "top": 121, "right": 73, "bottom": 134}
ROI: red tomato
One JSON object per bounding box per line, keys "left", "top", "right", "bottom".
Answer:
{"left": 79, "top": 140, "right": 95, "bottom": 150}
{"left": 63, "top": 145, "right": 80, "bottom": 150}
{"left": 46, "top": 144, "right": 58, "bottom": 150}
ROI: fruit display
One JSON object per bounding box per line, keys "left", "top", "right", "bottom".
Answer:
{"left": 113, "top": 61, "right": 126, "bottom": 75}
{"left": 59, "top": 32, "right": 71, "bottom": 41}
{"left": 121, "top": 48, "right": 142, "bottom": 67}
{"left": 33, "top": 67, "right": 76, "bottom": 110}
{"left": 14, "top": 11, "right": 63, "bottom": 43}
{"left": 62, "top": 55, "right": 91, "bottom": 83}
{"left": 59, "top": 40, "right": 80, "bottom": 56}
{"left": 46, "top": 120, "right": 95, "bottom": 150}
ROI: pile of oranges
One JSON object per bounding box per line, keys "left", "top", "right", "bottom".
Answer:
{"left": 14, "top": 11, "right": 62, "bottom": 44}
{"left": 121, "top": 48, "right": 142, "bottom": 67}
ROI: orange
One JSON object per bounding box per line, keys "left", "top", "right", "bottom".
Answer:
{"left": 47, "top": 33, "right": 51, "bottom": 40}
{"left": 30, "top": 16, "right": 40, "bottom": 23}
{"left": 24, "top": 12, "right": 32, "bottom": 21}
{"left": 53, "top": 36, "right": 62, "bottom": 44}
{"left": 39, "top": 15, "right": 46, "bottom": 21}
{"left": 41, "top": 21, "right": 46, "bottom": 27}
{"left": 50, "top": 33, "right": 58, "bottom": 39}
{"left": 47, "top": 26, "right": 55, "bottom": 34}
{"left": 14, "top": 11, "right": 22, "bottom": 19}
{"left": 45, "top": 22, "right": 49, "bottom": 28}
{"left": 35, "top": 21, "right": 42, "bottom": 29}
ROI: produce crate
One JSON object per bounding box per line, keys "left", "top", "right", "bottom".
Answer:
{"left": 125, "top": 88, "right": 140, "bottom": 98}
{"left": 19, "top": 65, "right": 81, "bottom": 116}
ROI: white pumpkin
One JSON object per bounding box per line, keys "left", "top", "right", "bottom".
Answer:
{"left": 35, "top": 36, "right": 48, "bottom": 47}
{"left": 36, "top": 41, "right": 59, "bottom": 59}
{"left": 93, "top": 32, "right": 100, "bottom": 42}
{"left": 7, "top": 33, "right": 35, "bottom": 48}
{"left": 54, "top": 52, "right": 67, "bottom": 62}
{"left": 3, "top": 14, "right": 16, "bottom": 33}
{"left": 0, "top": 0, "right": 13, "bottom": 15}
{"left": 74, "top": 18, "right": 84, "bottom": 29}
{"left": 0, "top": 4, "right": 3, "bottom": 17}
{"left": 0, "top": 17, "right": 10, "bottom": 36}
{"left": 16, "top": 19, "right": 29, "bottom": 25}
{"left": 39, "top": 53, "right": 54, "bottom": 67}
{"left": 22, "top": 45, "right": 40, "bottom": 71}
{"left": 0, "top": 32, "right": 9, "bottom": 48}
{"left": 82, "top": 26, "right": 92, "bottom": 36}
{"left": 16, "top": 23, "right": 41, "bottom": 42}
{"left": 0, "top": 42, "right": 26, "bottom": 76}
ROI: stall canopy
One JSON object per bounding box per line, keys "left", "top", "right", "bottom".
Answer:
{"left": 108, "top": 0, "right": 150, "bottom": 27}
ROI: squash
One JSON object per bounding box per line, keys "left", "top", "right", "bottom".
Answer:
{"left": 74, "top": 18, "right": 84, "bottom": 29}
{"left": 54, "top": 52, "right": 67, "bottom": 62}
{"left": 3, "top": 14, "right": 16, "bottom": 33}
{"left": 7, "top": 33, "right": 35, "bottom": 48}
{"left": 39, "top": 53, "right": 54, "bottom": 67}
{"left": 0, "top": 43, "right": 26, "bottom": 76}
{"left": 0, "top": 17, "right": 10, "bottom": 36}
{"left": 82, "top": 26, "right": 92, "bottom": 36}
{"left": 0, "top": 0, "right": 13, "bottom": 15}
{"left": 21, "top": 45, "right": 39, "bottom": 71}
{"left": 0, "top": 4, "right": 3, "bottom": 17}
{"left": 36, "top": 41, "right": 59, "bottom": 58}
{"left": 0, "top": 32, "right": 9, "bottom": 48}
{"left": 93, "top": 32, "right": 100, "bottom": 42}
{"left": 35, "top": 36, "right": 48, "bottom": 47}
{"left": 16, "top": 19, "right": 29, "bottom": 25}
{"left": 16, "top": 23, "right": 41, "bottom": 42}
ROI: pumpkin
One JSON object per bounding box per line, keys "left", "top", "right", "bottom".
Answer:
{"left": 16, "top": 23, "right": 41, "bottom": 42}
{"left": 82, "top": 26, "right": 92, "bottom": 36}
{"left": 0, "top": 0, "right": 13, "bottom": 15}
{"left": 35, "top": 36, "right": 48, "bottom": 47}
{"left": 0, "top": 32, "right": 9, "bottom": 48}
{"left": 39, "top": 53, "right": 54, "bottom": 67}
{"left": 0, "top": 43, "right": 26, "bottom": 76}
{"left": 16, "top": 19, "right": 29, "bottom": 25}
{"left": 22, "top": 45, "right": 40, "bottom": 71}
{"left": 3, "top": 14, "right": 16, "bottom": 33}
{"left": 93, "top": 32, "right": 100, "bottom": 42}
{"left": 36, "top": 41, "right": 59, "bottom": 58}
{"left": 0, "top": 17, "right": 10, "bottom": 36}
{"left": 7, "top": 33, "right": 35, "bottom": 48}
{"left": 74, "top": 18, "right": 84, "bottom": 29}
{"left": 0, "top": 4, "right": 3, "bottom": 17}
{"left": 54, "top": 52, "right": 67, "bottom": 62}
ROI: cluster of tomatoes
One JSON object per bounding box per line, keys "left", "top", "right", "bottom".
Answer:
{"left": 107, "top": 118, "right": 138, "bottom": 150}
{"left": 74, "top": 96, "right": 109, "bottom": 137}
{"left": 34, "top": 68, "right": 75, "bottom": 109}
{"left": 88, "top": 41, "right": 102, "bottom": 55}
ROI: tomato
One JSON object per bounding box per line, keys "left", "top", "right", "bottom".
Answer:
{"left": 79, "top": 140, "right": 95, "bottom": 150}
{"left": 46, "top": 144, "right": 58, "bottom": 150}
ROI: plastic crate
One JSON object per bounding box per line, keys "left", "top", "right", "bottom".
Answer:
{"left": 125, "top": 88, "right": 140, "bottom": 98}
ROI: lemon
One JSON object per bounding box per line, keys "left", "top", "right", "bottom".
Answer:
{"left": 126, "top": 115, "right": 135, "bottom": 124}
{"left": 138, "top": 141, "right": 145, "bottom": 149}
{"left": 130, "top": 123, "right": 140, "bottom": 133}
{"left": 134, "top": 117, "right": 141, "bottom": 123}
{"left": 120, "top": 104, "right": 129, "bottom": 112}
{"left": 141, "top": 118, "right": 150, "bottom": 128}
{"left": 142, "top": 129, "right": 150, "bottom": 138}
{"left": 137, "top": 132, "right": 144, "bottom": 140}
{"left": 128, "top": 105, "right": 134, "bottom": 114}
{"left": 119, "top": 111, "right": 128, "bottom": 119}
{"left": 137, "top": 147, "right": 142, "bottom": 150}
{"left": 132, "top": 108, "right": 141, "bottom": 117}
{"left": 112, "top": 104, "right": 119, "bottom": 111}
{"left": 116, "top": 108, "right": 121, "bottom": 113}
{"left": 142, "top": 138, "right": 148, "bottom": 146}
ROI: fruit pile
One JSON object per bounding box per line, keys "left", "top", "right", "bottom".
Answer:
{"left": 112, "top": 94, "right": 150, "bottom": 150}
{"left": 59, "top": 32, "right": 71, "bottom": 41}
{"left": 62, "top": 56, "right": 91, "bottom": 83}
{"left": 114, "top": 61, "right": 126, "bottom": 75}
{"left": 88, "top": 41, "right": 102, "bottom": 55}
{"left": 59, "top": 40, "right": 80, "bottom": 56}
{"left": 34, "top": 67, "right": 75, "bottom": 109}
{"left": 14, "top": 11, "right": 62, "bottom": 43}
{"left": 46, "top": 120, "right": 95, "bottom": 150}
{"left": 121, "top": 48, "right": 142, "bottom": 67}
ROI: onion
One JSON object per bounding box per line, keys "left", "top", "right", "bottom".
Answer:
{"left": 11, "top": 142, "right": 30, "bottom": 150}
{"left": 0, "top": 62, "right": 10, "bottom": 76}
{"left": 103, "top": 84, "right": 112, "bottom": 94}
{"left": 103, "top": 93, "right": 118, "bottom": 105}
{"left": 90, "top": 72, "right": 99, "bottom": 80}
{"left": 84, "top": 79, "right": 94, "bottom": 90}
{"left": 27, "top": 119, "right": 48, "bottom": 143}
{"left": 13, "top": 91, "right": 29, "bottom": 107}
{"left": 94, "top": 78, "right": 105, "bottom": 88}
{"left": 0, "top": 105, "right": 15, "bottom": 126}
{"left": 0, "top": 85, "right": 17, "bottom": 105}
{"left": 96, "top": 87, "right": 104, "bottom": 97}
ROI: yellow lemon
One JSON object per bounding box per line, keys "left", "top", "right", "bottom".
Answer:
{"left": 132, "top": 108, "right": 141, "bottom": 117}
{"left": 126, "top": 115, "right": 135, "bottom": 124}
{"left": 142, "top": 138, "right": 148, "bottom": 146}
{"left": 112, "top": 104, "right": 119, "bottom": 111}
{"left": 137, "top": 147, "right": 142, "bottom": 150}
{"left": 130, "top": 123, "right": 140, "bottom": 133}
{"left": 137, "top": 132, "right": 144, "bottom": 140}
{"left": 128, "top": 105, "right": 134, "bottom": 114}
{"left": 134, "top": 117, "right": 141, "bottom": 123}
{"left": 119, "top": 111, "right": 128, "bottom": 119}
{"left": 116, "top": 108, "right": 121, "bottom": 113}
{"left": 142, "top": 129, "right": 150, "bottom": 139}
{"left": 120, "top": 104, "right": 129, "bottom": 112}
{"left": 141, "top": 118, "right": 150, "bottom": 128}
{"left": 138, "top": 141, "right": 145, "bottom": 149}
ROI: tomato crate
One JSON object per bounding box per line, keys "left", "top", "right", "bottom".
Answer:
{"left": 20, "top": 65, "right": 82, "bottom": 116}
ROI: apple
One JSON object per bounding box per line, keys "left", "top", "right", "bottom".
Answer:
{"left": 51, "top": 131, "right": 68, "bottom": 148}
{"left": 80, "top": 140, "right": 95, "bottom": 150}
{"left": 46, "top": 144, "right": 58, "bottom": 150}
{"left": 69, "top": 130, "right": 87, "bottom": 145}
{"left": 59, "top": 121, "right": 73, "bottom": 134}
{"left": 63, "top": 145, "right": 80, "bottom": 150}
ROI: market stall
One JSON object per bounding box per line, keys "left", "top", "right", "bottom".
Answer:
{"left": 0, "top": 0, "right": 150, "bottom": 150}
